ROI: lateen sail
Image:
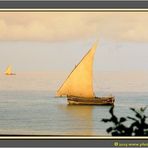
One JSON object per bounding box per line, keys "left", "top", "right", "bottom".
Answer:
{"left": 5, "top": 65, "right": 12, "bottom": 75}
{"left": 56, "top": 43, "right": 97, "bottom": 98}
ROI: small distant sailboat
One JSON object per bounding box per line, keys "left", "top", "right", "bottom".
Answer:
{"left": 5, "top": 65, "right": 16, "bottom": 76}
{"left": 56, "top": 43, "right": 115, "bottom": 105}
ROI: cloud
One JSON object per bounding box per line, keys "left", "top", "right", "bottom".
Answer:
{"left": 0, "top": 12, "right": 148, "bottom": 42}
{"left": 99, "top": 12, "right": 148, "bottom": 42}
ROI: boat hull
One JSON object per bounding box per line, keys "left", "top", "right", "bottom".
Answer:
{"left": 5, "top": 73, "right": 16, "bottom": 76}
{"left": 67, "top": 96, "right": 115, "bottom": 105}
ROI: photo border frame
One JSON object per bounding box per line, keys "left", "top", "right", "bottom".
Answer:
{"left": 0, "top": 0, "right": 148, "bottom": 147}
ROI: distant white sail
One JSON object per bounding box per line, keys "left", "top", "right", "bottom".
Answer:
{"left": 5, "top": 65, "right": 12, "bottom": 75}
{"left": 56, "top": 43, "right": 97, "bottom": 98}
{"left": 5, "top": 65, "right": 15, "bottom": 75}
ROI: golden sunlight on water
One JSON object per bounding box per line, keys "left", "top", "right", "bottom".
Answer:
{"left": 0, "top": 71, "right": 148, "bottom": 135}
{"left": 58, "top": 105, "right": 93, "bottom": 135}
{"left": 1, "top": 71, "right": 148, "bottom": 92}
{"left": 0, "top": 72, "right": 61, "bottom": 91}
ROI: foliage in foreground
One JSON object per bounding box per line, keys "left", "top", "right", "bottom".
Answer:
{"left": 102, "top": 106, "right": 148, "bottom": 136}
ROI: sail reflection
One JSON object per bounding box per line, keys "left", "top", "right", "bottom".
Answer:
{"left": 58, "top": 104, "right": 94, "bottom": 135}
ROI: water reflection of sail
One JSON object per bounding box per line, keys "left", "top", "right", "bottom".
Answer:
{"left": 58, "top": 104, "right": 93, "bottom": 135}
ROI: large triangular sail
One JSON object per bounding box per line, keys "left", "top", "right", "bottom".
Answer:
{"left": 56, "top": 43, "right": 97, "bottom": 98}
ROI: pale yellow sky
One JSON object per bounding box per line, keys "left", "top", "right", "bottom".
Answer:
{"left": 1, "top": 12, "right": 148, "bottom": 92}
{"left": 0, "top": 12, "right": 148, "bottom": 42}
{"left": 1, "top": 12, "right": 148, "bottom": 72}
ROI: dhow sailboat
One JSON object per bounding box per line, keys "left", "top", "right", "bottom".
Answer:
{"left": 56, "top": 43, "right": 115, "bottom": 105}
{"left": 5, "top": 65, "right": 16, "bottom": 76}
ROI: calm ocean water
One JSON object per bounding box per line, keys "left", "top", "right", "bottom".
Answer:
{"left": 0, "top": 73, "right": 147, "bottom": 136}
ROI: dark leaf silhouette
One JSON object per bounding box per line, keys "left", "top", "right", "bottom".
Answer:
{"left": 107, "top": 127, "right": 113, "bottom": 133}
{"left": 102, "top": 119, "right": 111, "bottom": 122}
{"left": 119, "top": 117, "right": 126, "bottom": 123}
{"left": 102, "top": 106, "right": 148, "bottom": 136}
{"left": 127, "top": 116, "right": 138, "bottom": 122}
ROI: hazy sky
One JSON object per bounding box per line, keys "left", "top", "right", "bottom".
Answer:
{"left": 1, "top": 12, "right": 148, "bottom": 72}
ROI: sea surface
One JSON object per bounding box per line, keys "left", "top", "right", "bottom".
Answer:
{"left": 0, "top": 72, "right": 148, "bottom": 136}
